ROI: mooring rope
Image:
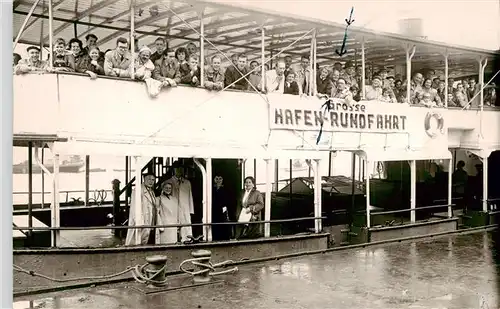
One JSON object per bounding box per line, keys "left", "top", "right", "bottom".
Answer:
{"left": 13, "top": 256, "right": 237, "bottom": 285}
{"left": 179, "top": 257, "right": 238, "bottom": 276}
{"left": 14, "top": 262, "right": 168, "bottom": 286}
{"left": 13, "top": 264, "right": 134, "bottom": 283}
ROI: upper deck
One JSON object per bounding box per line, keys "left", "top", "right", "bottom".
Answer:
{"left": 13, "top": 71, "right": 500, "bottom": 161}
{"left": 12, "top": 0, "right": 500, "bottom": 160}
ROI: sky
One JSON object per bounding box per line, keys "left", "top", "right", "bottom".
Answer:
{"left": 211, "top": 0, "right": 500, "bottom": 51}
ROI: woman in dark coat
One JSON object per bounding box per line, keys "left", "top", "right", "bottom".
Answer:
{"left": 212, "top": 174, "right": 231, "bottom": 240}
{"left": 236, "top": 176, "right": 264, "bottom": 239}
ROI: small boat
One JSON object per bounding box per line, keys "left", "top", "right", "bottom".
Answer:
{"left": 12, "top": 155, "right": 85, "bottom": 174}
{"left": 284, "top": 160, "right": 310, "bottom": 172}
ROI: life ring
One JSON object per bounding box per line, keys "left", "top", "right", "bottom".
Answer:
{"left": 424, "top": 111, "right": 444, "bottom": 138}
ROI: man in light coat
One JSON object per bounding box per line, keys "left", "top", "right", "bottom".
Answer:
{"left": 165, "top": 163, "right": 194, "bottom": 242}
{"left": 125, "top": 173, "right": 158, "bottom": 246}
{"left": 104, "top": 37, "right": 132, "bottom": 78}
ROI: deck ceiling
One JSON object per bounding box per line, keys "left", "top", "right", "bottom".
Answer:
{"left": 13, "top": 0, "right": 499, "bottom": 78}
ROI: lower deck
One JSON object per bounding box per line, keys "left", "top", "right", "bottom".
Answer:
{"left": 13, "top": 231, "right": 500, "bottom": 309}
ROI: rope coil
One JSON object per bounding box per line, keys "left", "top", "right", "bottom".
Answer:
{"left": 179, "top": 257, "right": 238, "bottom": 277}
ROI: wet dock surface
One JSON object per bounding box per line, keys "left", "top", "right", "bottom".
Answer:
{"left": 14, "top": 231, "right": 500, "bottom": 309}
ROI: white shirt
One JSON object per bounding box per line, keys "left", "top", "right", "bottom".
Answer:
{"left": 242, "top": 190, "right": 251, "bottom": 206}
{"left": 265, "top": 70, "right": 285, "bottom": 93}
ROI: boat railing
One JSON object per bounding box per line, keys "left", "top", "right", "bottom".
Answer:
{"left": 362, "top": 203, "right": 459, "bottom": 228}
{"left": 486, "top": 198, "right": 500, "bottom": 212}
{"left": 13, "top": 189, "right": 114, "bottom": 207}
{"left": 17, "top": 71, "right": 500, "bottom": 111}
{"left": 13, "top": 216, "right": 326, "bottom": 248}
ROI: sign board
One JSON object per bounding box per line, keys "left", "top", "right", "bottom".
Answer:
{"left": 270, "top": 98, "right": 410, "bottom": 133}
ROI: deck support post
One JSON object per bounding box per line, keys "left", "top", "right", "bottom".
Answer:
{"left": 41, "top": 148, "right": 45, "bottom": 208}
{"left": 273, "top": 159, "right": 279, "bottom": 192}
{"left": 482, "top": 155, "right": 489, "bottom": 212}
{"left": 479, "top": 57, "right": 488, "bottom": 137}
{"left": 194, "top": 158, "right": 208, "bottom": 241}
{"left": 361, "top": 36, "right": 366, "bottom": 99}
{"left": 48, "top": 0, "right": 53, "bottom": 69}
{"left": 129, "top": 0, "right": 135, "bottom": 79}
{"left": 205, "top": 157, "right": 212, "bottom": 242}
{"left": 199, "top": 8, "right": 205, "bottom": 86}
{"left": 410, "top": 160, "right": 416, "bottom": 223}
{"left": 133, "top": 156, "right": 143, "bottom": 245}
{"left": 46, "top": 143, "right": 60, "bottom": 247}
{"left": 264, "top": 159, "right": 272, "bottom": 237}
{"left": 443, "top": 51, "right": 449, "bottom": 107}
{"left": 85, "top": 155, "right": 90, "bottom": 206}
{"left": 308, "top": 30, "right": 314, "bottom": 95}
{"left": 447, "top": 158, "right": 453, "bottom": 218}
{"left": 28, "top": 142, "right": 33, "bottom": 242}
{"left": 365, "top": 159, "right": 371, "bottom": 228}
{"left": 312, "top": 29, "right": 317, "bottom": 96}
{"left": 404, "top": 44, "right": 416, "bottom": 104}
{"left": 314, "top": 159, "right": 322, "bottom": 233}
{"left": 261, "top": 25, "right": 265, "bottom": 91}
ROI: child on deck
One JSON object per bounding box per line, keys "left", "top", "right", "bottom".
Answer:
{"left": 52, "top": 38, "right": 75, "bottom": 72}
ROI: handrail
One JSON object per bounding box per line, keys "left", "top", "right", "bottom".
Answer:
{"left": 13, "top": 216, "right": 326, "bottom": 231}
{"left": 12, "top": 189, "right": 112, "bottom": 195}
{"left": 370, "top": 204, "right": 457, "bottom": 216}
{"left": 15, "top": 72, "right": 500, "bottom": 110}
{"left": 13, "top": 189, "right": 114, "bottom": 206}
{"left": 486, "top": 198, "right": 500, "bottom": 203}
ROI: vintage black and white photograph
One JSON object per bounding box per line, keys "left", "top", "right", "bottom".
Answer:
{"left": 7, "top": 0, "right": 500, "bottom": 308}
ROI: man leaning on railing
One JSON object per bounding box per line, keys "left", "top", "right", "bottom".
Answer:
{"left": 14, "top": 46, "right": 48, "bottom": 75}
{"left": 104, "top": 37, "right": 132, "bottom": 78}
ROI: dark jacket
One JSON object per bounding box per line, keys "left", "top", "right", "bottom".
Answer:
{"left": 316, "top": 75, "right": 334, "bottom": 96}
{"left": 284, "top": 81, "right": 300, "bottom": 95}
{"left": 224, "top": 65, "right": 249, "bottom": 90}
{"left": 180, "top": 65, "right": 201, "bottom": 86}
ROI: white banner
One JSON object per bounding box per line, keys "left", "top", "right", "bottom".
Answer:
{"left": 269, "top": 98, "right": 411, "bottom": 133}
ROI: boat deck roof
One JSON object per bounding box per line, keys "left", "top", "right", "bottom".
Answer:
{"left": 13, "top": 0, "right": 499, "bottom": 77}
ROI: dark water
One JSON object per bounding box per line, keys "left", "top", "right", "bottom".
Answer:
{"left": 14, "top": 231, "right": 500, "bottom": 309}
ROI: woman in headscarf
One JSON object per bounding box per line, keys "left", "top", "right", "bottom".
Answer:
{"left": 236, "top": 176, "right": 264, "bottom": 239}
{"left": 157, "top": 181, "right": 179, "bottom": 244}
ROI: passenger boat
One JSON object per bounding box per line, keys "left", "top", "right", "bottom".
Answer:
{"left": 11, "top": 0, "right": 500, "bottom": 295}
{"left": 12, "top": 155, "right": 84, "bottom": 174}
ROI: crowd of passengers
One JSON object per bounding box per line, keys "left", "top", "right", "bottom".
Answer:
{"left": 13, "top": 34, "right": 497, "bottom": 107}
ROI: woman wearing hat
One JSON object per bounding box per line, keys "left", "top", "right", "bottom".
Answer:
{"left": 134, "top": 45, "right": 155, "bottom": 81}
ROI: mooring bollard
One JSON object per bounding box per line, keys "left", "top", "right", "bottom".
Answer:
{"left": 179, "top": 249, "right": 238, "bottom": 283}
{"left": 191, "top": 249, "right": 212, "bottom": 283}
{"left": 131, "top": 255, "right": 169, "bottom": 288}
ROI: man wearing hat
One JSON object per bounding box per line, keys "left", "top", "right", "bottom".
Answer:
{"left": 14, "top": 46, "right": 48, "bottom": 75}
{"left": 125, "top": 172, "right": 159, "bottom": 246}
{"left": 341, "top": 60, "right": 358, "bottom": 88}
